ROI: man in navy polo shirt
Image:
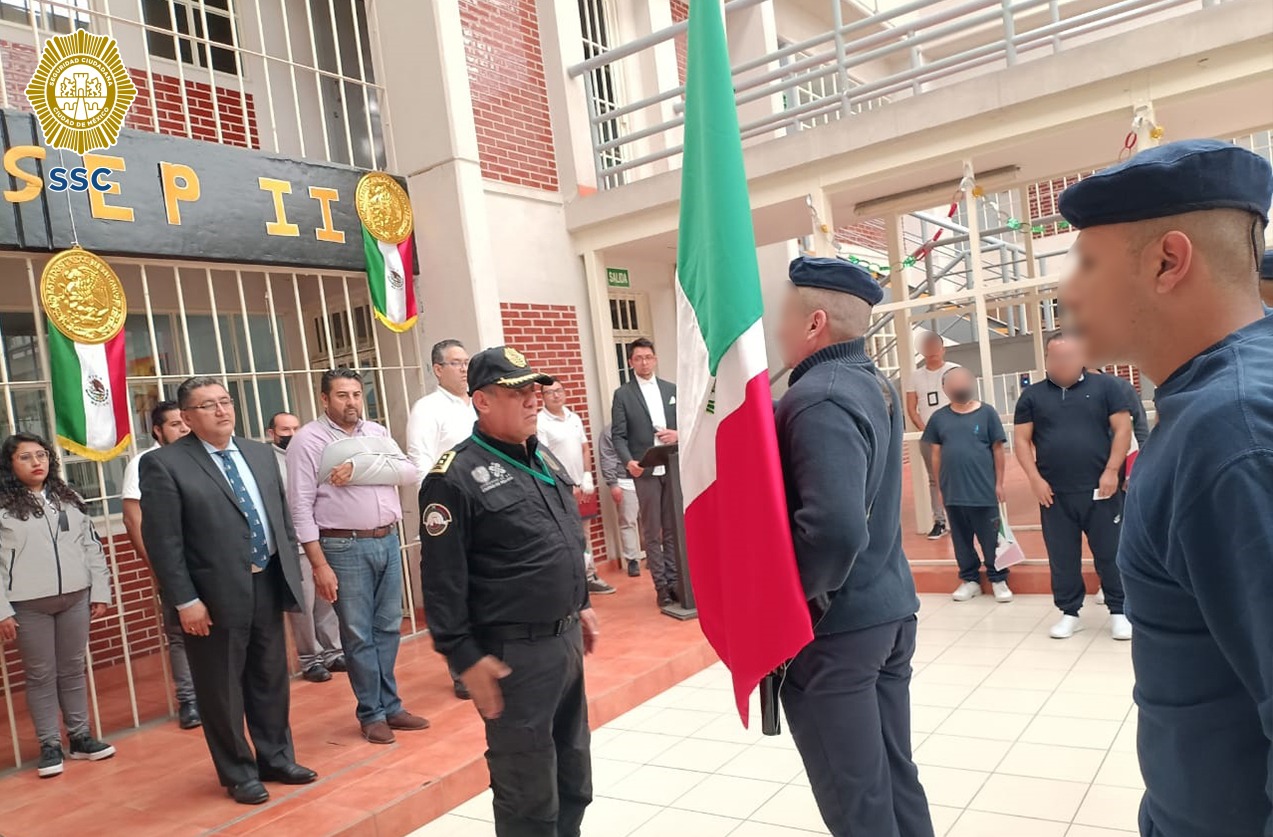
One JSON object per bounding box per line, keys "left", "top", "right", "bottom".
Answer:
{"left": 1059, "top": 139, "right": 1273, "bottom": 837}
{"left": 1013, "top": 332, "right": 1132, "bottom": 641}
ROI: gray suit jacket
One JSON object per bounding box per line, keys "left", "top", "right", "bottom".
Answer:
{"left": 141, "top": 433, "right": 303, "bottom": 629}
{"left": 611, "top": 377, "right": 677, "bottom": 466}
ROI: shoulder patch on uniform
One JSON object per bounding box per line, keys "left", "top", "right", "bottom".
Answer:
{"left": 430, "top": 451, "right": 456, "bottom": 475}
{"left": 538, "top": 447, "right": 563, "bottom": 472}
{"left": 423, "top": 503, "right": 453, "bottom": 536}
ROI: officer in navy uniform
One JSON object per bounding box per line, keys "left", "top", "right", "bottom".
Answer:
{"left": 419, "top": 346, "right": 600, "bottom": 837}
{"left": 1058, "top": 139, "right": 1273, "bottom": 837}
{"left": 774, "top": 256, "right": 933, "bottom": 837}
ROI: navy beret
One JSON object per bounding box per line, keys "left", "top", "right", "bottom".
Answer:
{"left": 1262, "top": 251, "right": 1273, "bottom": 281}
{"left": 1058, "top": 140, "right": 1273, "bottom": 229}
{"left": 788, "top": 256, "right": 884, "bottom": 306}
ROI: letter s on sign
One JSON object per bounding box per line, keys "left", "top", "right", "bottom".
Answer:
{"left": 3, "top": 145, "right": 45, "bottom": 203}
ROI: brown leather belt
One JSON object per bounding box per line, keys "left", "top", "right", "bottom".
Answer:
{"left": 319, "top": 526, "right": 393, "bottom": 540}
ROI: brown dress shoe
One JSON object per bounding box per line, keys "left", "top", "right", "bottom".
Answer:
{"left": 361, "top": 721, "right": 395, "bottom": 745}
{"left": 387, "top": 711, "right": 431, "bottom": 731}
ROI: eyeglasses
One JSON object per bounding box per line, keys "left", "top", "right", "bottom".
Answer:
{"left": 189, "top": 398, "right": 235, "bottom": 413}
{"left": 439, "top": 360, "right": 470, "bottom": 370}
{"left": 15, "top": 451, "right": 49, "bottom": 464}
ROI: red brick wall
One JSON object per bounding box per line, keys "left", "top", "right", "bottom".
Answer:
{"left": 2, "top": 40, "right": 258, "bottom": 150}
{"left": 459, "top": 0, "right": 559, "bottom": 191}
{"left": 1, "top": 534, "right": 163, "bottom": 690}
{"left": 672, "top": 0, "right": 689, "bottom": 86}
{"left": 500, "top": 303, "right": 607, "bottom": 564}
{"left": 838, "top": 218, "right": 887, "bottom": 252}
{"left": 1028, "top": 172, "right": 1093, "bottom": 237}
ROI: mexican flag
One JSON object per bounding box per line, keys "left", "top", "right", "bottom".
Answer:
{"left": 46, "top": 323, "right": 131, "bottom": 461}
{"left": 675, "top": 0, "right": 813, "bottom": 725}
{"left": 362, "top": 228, "right": 418, "bottom": 332}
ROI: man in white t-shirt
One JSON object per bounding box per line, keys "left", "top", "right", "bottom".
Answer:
{"left": 121, "top": 400, "right": 200, "bottom": 729}
{"left": 406, "top": 339, "right": 478, "bottom": 699}
{"left": 537, "top": 379, "right": 615, "bottom": 596}
{"left": 904, "top": 332, "right": 959, "bottom": 539}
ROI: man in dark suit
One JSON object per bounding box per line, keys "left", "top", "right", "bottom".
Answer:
{"left": 611, "top": 338, "right": 680, "bottom": 606}
{"left": 141, "top": 376, "right": 316, "bottom": 805}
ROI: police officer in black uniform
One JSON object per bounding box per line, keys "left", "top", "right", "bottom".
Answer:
{"left": 419, "top": 346, "right": 599, "bottom": 837}
{"left": 774, "top": 256, "right": 933, "bottom": 837}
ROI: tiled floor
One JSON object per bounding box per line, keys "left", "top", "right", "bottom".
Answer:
{"left": 412, "top": 593, "right": 1142, "bottom": 837}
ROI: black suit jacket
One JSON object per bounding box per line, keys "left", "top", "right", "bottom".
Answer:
{"left": 611, "top": 377, "right": 677, "bottom": 466}
{"left": 141, "top": 434, "right": 303, "bottom": 629}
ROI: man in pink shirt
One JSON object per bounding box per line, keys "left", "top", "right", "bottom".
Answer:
{"left": 286, "top": 368, "right": 428, "bottom": 744}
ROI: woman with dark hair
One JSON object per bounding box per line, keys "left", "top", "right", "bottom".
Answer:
{"left": 0, "top": 433, "right": 114, "bottom": 778}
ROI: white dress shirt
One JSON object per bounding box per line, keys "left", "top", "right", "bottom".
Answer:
{"left": 407, "top": 387, "right": 477, "bottom": 484}
{"left": 637, "top": 375, "right": 668, "bottom": 476}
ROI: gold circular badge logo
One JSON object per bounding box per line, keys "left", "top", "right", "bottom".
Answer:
{"left": 504, "top": 347, "right": 528, "bottom": 368}
{"left": 356, "top": 172, "right": 413, "bottom": 245}
{"left": 25, "top": 31, "right": 137, "bottom": 155}
{"left": 40, "top": 248, "right": 127, "bottom": 344}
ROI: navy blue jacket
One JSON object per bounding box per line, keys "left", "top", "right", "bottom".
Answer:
{"left": 775, "top": 340, "right": 919, "bottom": 636}
{"left": 1119, "top": 313, "right": 1273, "bottom": 837}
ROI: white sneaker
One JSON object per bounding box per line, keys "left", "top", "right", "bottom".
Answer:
{"left": 1110, "top": 614, "right": 1133, "bottom": 641}
{"left": 992, "top": 581, "right": 1013, "bottom": 603}
{"left": 951, "top": 581, "right": 981, "bottom": 602}
{"left": 1050, "top": 614, "right": 1082, "bottom": 639}
{"left": 1095, "top": 587, "right": 1105, "bottom": 605}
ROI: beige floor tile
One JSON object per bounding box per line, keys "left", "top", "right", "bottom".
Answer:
{"left": 911, "top": 680, "right": 977, "bottom": 708}
{"left": 659, "top": 687, "right": 735, "bottom": 714}
{"left": 947, "top": 811, "right": 1069, "bottom": 836}
{"left": 1021, "top": 716, "right": 1122, "bottom": 749}
{"left": 1066, "top": 825, "right": 1138, "bottom": 836}
{"left": 578, "top": 798, "right": 663, "bottom": 837}
{"left": 643, "top": 685, "right": 701, "bottom": 709}
{"left": 649, "top": 738, "right": 750, "bottom": 773}
{"left": 914, "top": 734, "right": 1012, "bottom": 772}
{"left": 964, "top": 685, "right": 1052, "bottom": 715}
{"left": 593, "top": 730, "right": 683, "bottom": 764}
{"left": 916, "top": 629, "right": 974, "bottom": 649}
{"left": 930, "top": 804, "right": 963, "bottom": 836}
{"left": 1073, "top": 784, "right": 1144, "bottom": 831}
{"left": 1070, "top": 653, "right": 1135, "bottom": 674}
{"left": 996, "top": 741, "right": 1108, "bottom": 783}
{"left": 916, "top": 764, "right": 991, "bottom": 807}
{"left": 936, "top": 707, "right": 1034, "bottom": 741}
{"left": 448, "top": 789, "right": 494, "bottom": 822}
{"left": 1040, "top": 691, "right": 1132, "bottom": 722}
{"left": 408, "top": 815, "right": 497, "bottom": 837}
{"left": 628, "top": 808, "right": 740, "bottom": 836}
{"left": 688, "top": 713, "right": 767, "bottom": 746}
{"left": 730, "top": 821, "right": 829, "bottom": 837}
{"left": 600, "top": 764, "right": 709, "bottom": 806}
{"left": 1003, "top": 648, "right": 1083, "bottom": 671}
{"left": 591, "top": 757, "right": 643, "bottom": 796}
{"left": 923, "top": 613, "right": 993, "bottom": 632}
{"left": 911, "top": 704, "right": 955, "bottom": 733}
{"left": 957, "top": 631, "right": 1030, "bottom": 649}
{"left": 935, "top": 647, "right": 1015, "bottom": 668}
{"left": 605, "top": 703, "right": 671, "bottom": 731}
{"left": 636, "top": 707, "right": 720, "bottom": 737}
{"left": 1094, "top": 750, "right": 1145, "bottom": 789}
{"left": 716, "top": 743, "right": 807, "bottom": 783}
{"left": 747, "top": 784, "right": 830, "bottom": 833}
{"left": 668, "top": 773, "right": 784, "bottom": 819}
{"left": 1111, "top": 714, "right": 1138, "bottom": 753}
{"left": 985, "top": 666, "right": 1068, "bottom": 691}
{"left": 969, "top": 774, "right": 1089, "bottom": 821}
{"left": 1055, "top": 671, "right": 1135, "bottom": 698}
{"left": 915, "top": 662, "right": 998, "bottom": 687}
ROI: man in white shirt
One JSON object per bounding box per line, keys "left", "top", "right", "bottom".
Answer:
{"left": 537, "top": 379, "right": 616, "bottom": 595}
{"left": 121, "top": 400, "right": 200, "bottom": 730}
{"left": 405, "top": 339, "right": 478, "bottom": 699}
{"left": 904, "top": 332, "right": 960, "bottom": 539}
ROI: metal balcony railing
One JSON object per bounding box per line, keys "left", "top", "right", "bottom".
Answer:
{"left": 566, "top": 0, "right": 1228, "bottom": 189}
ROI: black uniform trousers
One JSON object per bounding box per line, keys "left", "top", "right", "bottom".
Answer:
{"left": 634, "top": 473, "right": 679, "bottom": 592}
{"left": 1040, "top": 491, "right": 1124, "bottom": 616}
{"left": 781, "top": 616, "right": 935, "bottom": 837}
{"left": 947, "top": 506, "right": 1007, "bottom": 583}
{"left": 183, "top": 559, "right": 295, "bottom": 788}
{"left": 480, "top": 622, "right": 592, "bottom": 837}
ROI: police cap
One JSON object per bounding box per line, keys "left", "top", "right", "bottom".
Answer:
{"left": 467, "top": 346, "right": 553, "bottom": 396}
{"left": 1058, "top": 139, "right": 1273, "bottom": 230}
{"left": 789, "top": 255, "right": 884, "bottom": 306}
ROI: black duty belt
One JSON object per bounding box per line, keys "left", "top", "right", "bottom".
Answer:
{"left": 478, "top": 614, "right": 579, "bottom": 642}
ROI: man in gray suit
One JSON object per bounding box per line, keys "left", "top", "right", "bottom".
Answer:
{"left": 141, "top": 376, "right": 316, "bottom": 805}
{"left": 611, "top": 338, "right": 680, "bottom": 606}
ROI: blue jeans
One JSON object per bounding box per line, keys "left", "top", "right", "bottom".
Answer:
{"left": 321, "top": 532, "right": 404, "bottom": 725}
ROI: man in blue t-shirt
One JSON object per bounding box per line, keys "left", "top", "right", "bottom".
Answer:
{"left": 1013, "top": 332, "right": 1132, "bottom": 641}
{"left": 921, "top": 367, "right": 1009, "bottom": 603}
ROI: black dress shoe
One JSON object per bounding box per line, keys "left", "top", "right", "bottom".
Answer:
{"left": 228, "top": 780, "right": 270, "bottom": 805}
{"left": 627, "top": 560, "right": 640, "bottom": 577}
{"left": 657, "top": 588, "right": 673, "bottom": 607}
{"left": 453, "top": 678, "right": 471, "bottom": 700}
{"left": 302, "top": 663, "right": 332, "bottom": 683}
{"left": 325, "top": 656, "right": 347, "bottom": 673}
{"left": 258, "top": 763, "right": 318, "bottom": 785}
{"left": 178, "top": 701, "right": 202, "bottom": 730}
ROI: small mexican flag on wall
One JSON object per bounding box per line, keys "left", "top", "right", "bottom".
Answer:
{"left": 356, "top": 172, "right": 418, "bottom": 333}
{"left": 40, "top": 248, "right": 132, "bottom": 461}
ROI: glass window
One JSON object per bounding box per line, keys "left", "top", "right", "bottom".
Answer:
{"left": 142, "top": 0, "right": 240, "bottom": 75}
{"left": 0, "top": 313, "right": 43, "bottom": 383}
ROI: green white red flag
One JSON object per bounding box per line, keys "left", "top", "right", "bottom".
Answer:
{"left": 675, "top": 0, "right": 813, "bottom": 724}
{"left": 46, "top": 323, "right": 131, "bottom": 461}
{"left": 362, "top": 227, "right": 417, "bottom": 332}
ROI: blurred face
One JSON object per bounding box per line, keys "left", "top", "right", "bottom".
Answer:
{"left": 268, "top": 413, "right": 300, "bottom": 446}
{"left": 943, "top": 368, "right": 976, "bottom": 404}
{"left": 1061, "top": 226, "right": 1151, "bottom": 365}
{"left": 323, "top": 377, "right": 363, "bottom": 428}
{"left": 777, "top": 287, "right": 824, "bottom": 370}
{"left": 921, "top": 334, "right": 945, "bottom": 366}
{"left": 12, "top": 441, "right": 49, "bottom": 489}
{"left": 434, "top": 345, "right": 470, "bottom": 397}
{"left": 181, "top": 384, "right": 236, "bottom": 443}
{"left": 1044, "top": 337, "right": 1086, "bottom": 386}
{"left": 152, "top": 409, "right": 189, "bottom": 446}
{"left": 541, "top": 382, "right": 566, "bottom": 412}
{"left": 475, "top": 384, "right": 540, "bottom": 443}
{"left": 629, "top": 346, "right": 657, "bottom": 380}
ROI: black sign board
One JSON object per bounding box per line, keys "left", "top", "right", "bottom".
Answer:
{"left": 0, "top": 108, "right": 418, "bottom": 273}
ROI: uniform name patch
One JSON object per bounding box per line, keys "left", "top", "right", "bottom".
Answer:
{"left": 423, "top": 503, "right": 452, "bottom": 537}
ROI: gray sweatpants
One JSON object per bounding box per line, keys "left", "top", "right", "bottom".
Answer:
{"left": 12, "top": 588, "right": 92, "bottom": 746}
{"left": 616, "top": 485, "right": 640, "bottom": 563}
{"left": 918, "top": 441, "right": 946, "bottom": 526}
{"left": 288, "top": 554, "right": 343, "bottom": 669}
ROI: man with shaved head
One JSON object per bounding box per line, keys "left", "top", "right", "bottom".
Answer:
{"left": 1059, "top": 139, "right": 1273, "bottom": 837}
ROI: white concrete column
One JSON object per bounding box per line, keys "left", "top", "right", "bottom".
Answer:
{"left": 888, "top": 213, "right": 931, "bottom": 534}
{"left": 369, "top": 0, "right": 504, "bottom": 357}
{"left": 537, "top": 0, "right": 599, "bottom": 196}
{"left": 963, "top": 160, "right": 998, "bottom": 408}
{"left": 582, "top": 249, "right": 621, "bottom": 423}
{"left": 726, "top": 0, "right": 782, "bottom": 145}
{"left": 809, "top": 188, "right": 837, "bottom": 257}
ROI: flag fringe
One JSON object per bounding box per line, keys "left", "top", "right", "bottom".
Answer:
{"left": 58, "top": 433, "right": 131, "bottom": 462}
{"left": 373, "top": 309, "right": 418, "bottom": 333}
